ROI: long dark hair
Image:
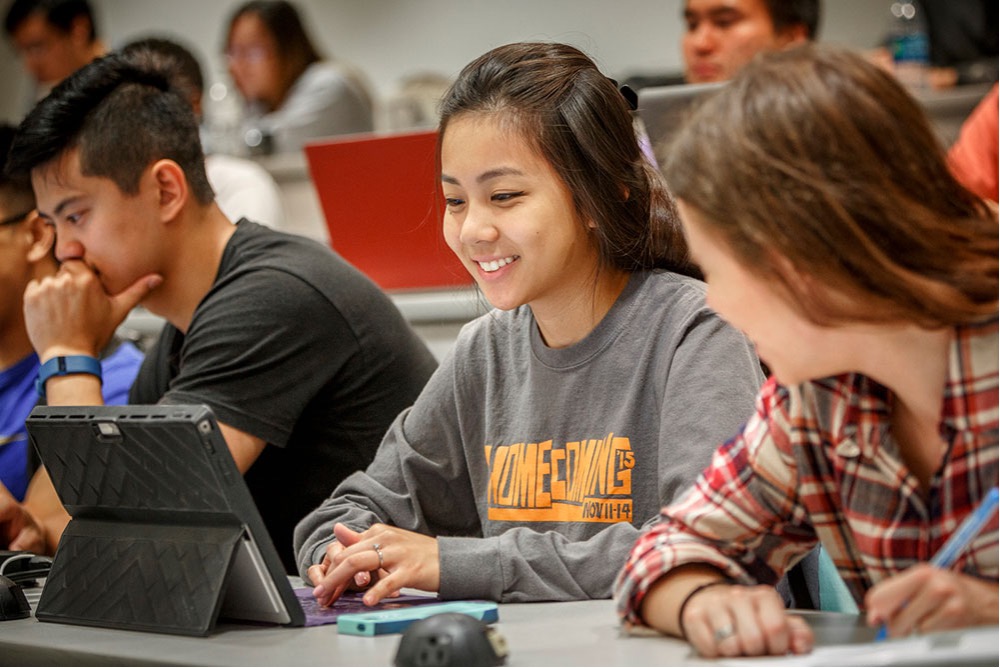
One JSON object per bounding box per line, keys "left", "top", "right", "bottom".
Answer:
{"left": 225, "top": 0, "right": 322, "bottom": 105}
{"left": 438, "top": 41, "right": 697, "bottom": 277}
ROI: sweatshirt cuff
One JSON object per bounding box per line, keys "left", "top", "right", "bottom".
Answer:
{"left": 437, "top": 535, "right": 503, "bottom": 600}
{"left": 295, "top": 536, "right": 333, "bottom": 583}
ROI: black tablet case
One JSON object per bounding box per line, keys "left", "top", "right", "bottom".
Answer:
{"left": 25, "top": 404, "right": 305, "bottom": 636}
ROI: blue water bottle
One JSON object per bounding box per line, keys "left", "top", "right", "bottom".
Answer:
{"left": 888, "top": 1, "right": 929, "bottom": 89}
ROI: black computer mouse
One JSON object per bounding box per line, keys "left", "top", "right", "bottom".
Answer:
{"left": 394, "top": 612, "right": 508, "bottom": 666}
{"left": 0, "top": 574, "right": 30, "bottom": 621}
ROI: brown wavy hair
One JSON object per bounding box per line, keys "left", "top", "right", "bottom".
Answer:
{"left": 665, "top": 44, "right": 998, "bottom": 327}
{"left": 437, "top": 41, "right": 697, "bottom": 277}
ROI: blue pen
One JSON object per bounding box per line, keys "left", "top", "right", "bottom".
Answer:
{"left": 875, "top": 486, "right": 1000, "bottom": 641}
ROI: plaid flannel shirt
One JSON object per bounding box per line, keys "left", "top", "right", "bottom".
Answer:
{"left": 616, "top": 318, "right": 999, "bottom": 625}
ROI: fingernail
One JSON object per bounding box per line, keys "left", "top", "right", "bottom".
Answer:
{"left": 313, "top": 585, "right": 325, "bottom": 599}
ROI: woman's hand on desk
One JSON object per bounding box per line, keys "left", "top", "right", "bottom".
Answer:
{"left": 640, "top": 568, "right": 813, "bottom": 659}
{"left": 309, "top": 522, "right": 440, "bottom": 607}
{"left": 307, "top": 524, "right": 385, "bottom": 599}
{"left": 865, "top": 563, "right": 1000, "bottom": 637}
{"left": 679, "top": 582, "right": 813, "bottom": 658}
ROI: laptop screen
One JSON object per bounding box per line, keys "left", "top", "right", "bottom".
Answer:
{"left": 636, "top": 82, "right": 725, "bottom": 170}
{"left": 304, "top": 129, "right": 472, "bottom": 292}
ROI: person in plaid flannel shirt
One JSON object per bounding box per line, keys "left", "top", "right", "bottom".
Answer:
{"left": 615, "top": 44, "right": 998, "bottom": 659}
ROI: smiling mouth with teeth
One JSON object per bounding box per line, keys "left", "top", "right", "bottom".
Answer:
{"left": 477, "top": 256, "right": 519, "bottom": 272}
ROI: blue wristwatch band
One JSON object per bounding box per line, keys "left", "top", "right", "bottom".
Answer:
{"left": 36, "top": 355, "right": 103, "bottom": 399}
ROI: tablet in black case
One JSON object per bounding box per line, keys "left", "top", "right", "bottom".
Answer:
{"left": 26, "top": 404, "right": 305, "bottom": 636}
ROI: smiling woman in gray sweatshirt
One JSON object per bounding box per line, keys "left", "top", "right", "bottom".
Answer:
{"left": 294, "top": 41, "right": 763, "bottom": 606}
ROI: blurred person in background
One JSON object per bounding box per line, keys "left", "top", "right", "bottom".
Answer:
{"left": 681, "top": 0, "right": 819, "bottom": 83}
{"left": 223, "top": 0, "right": 374, "bottom": 155}
{"left": 4, "top": 0, "right": 106, "bottom": 103}
{"left": 947, "top": 83, "right": 998, "bottom": 202}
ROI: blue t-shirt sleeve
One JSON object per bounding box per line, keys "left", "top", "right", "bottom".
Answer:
{"left": 0, "top": 354, "right": 39, "bottom": 501}
{"left": 100, "top": 341, "right": 145, "bottom": 406}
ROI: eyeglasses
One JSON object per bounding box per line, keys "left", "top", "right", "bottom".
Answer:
{"left": 0, "top": 209, "right": 33, "bottom": 227}
{"left": 225, "top": 45, "right": 271, "bottom": 63}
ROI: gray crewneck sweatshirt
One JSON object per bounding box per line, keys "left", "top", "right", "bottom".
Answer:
{"left": 294, "top": 270, "right": 763, "bottom": 601}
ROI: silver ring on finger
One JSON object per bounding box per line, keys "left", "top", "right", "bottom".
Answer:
{"left": 713, "top": 624, "right": 735, "bottom": 644}
{"left": 372, "top": 543, "right": 384, "bottom": 569}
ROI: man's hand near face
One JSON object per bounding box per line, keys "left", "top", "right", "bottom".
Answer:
{"left": 23, "top": 259, "right": 162, "bottom": 362}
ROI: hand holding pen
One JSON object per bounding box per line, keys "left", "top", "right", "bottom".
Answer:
{"left": 867, "top": 487, "right": 1000, "bottom": 640}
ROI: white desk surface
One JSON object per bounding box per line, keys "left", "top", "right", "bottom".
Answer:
{"left": 3, "top": 584, "right": 996, "bottom": 667}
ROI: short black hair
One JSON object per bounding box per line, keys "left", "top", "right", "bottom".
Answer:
{"left": 763, "top": 0, "right": 821, "bottom": 40}
{"left": 0, "top": 123, "right": 35, "bottom": 212}
{"left": 121, "top": 35, "right": 206, "bottom": 100}
{"left": 4, "top": 0, "right": 97, "bottom": 41}
{"left": 5, "top": 52, "right": 214, "bottom": 205}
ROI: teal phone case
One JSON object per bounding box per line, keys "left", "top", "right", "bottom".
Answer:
{"left": 336, "top": 600, "right": 499, "bottom": 636}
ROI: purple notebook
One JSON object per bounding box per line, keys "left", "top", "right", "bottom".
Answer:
{"left": 294, "top": 588, "right": 439, "bottom": 627}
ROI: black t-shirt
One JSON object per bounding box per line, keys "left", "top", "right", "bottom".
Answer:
{"left": 130, "top": 221, "right": 438, "bottom": 571}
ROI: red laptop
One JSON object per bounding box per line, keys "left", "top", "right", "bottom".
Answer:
{"left": 304, "top": 129, "right": 471, "bottom": 291}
